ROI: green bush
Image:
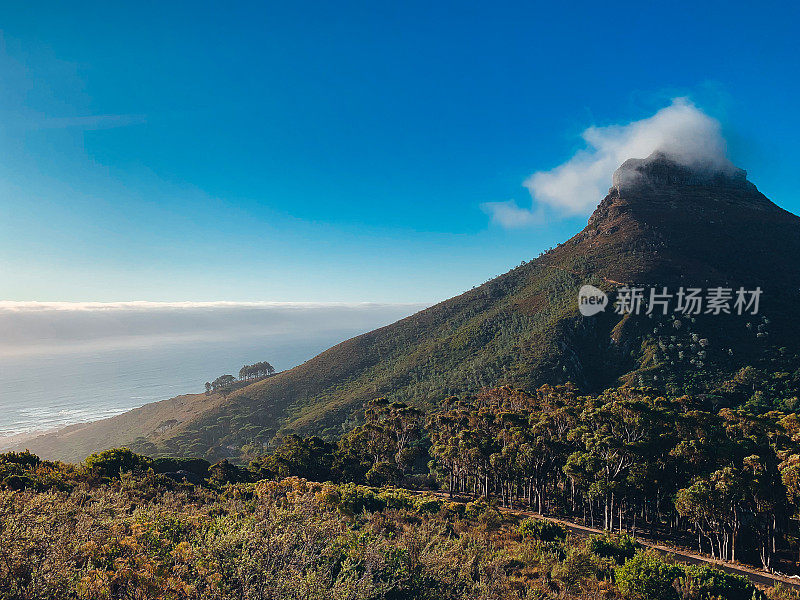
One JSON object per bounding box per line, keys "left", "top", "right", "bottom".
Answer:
{"left": 478, "top": 506, "right": 503, "bottom": 530}
{"left": 2, "top": 473, "right": 36, "bottom": 491}
{"left": 615, "top": 551, "right": 683, "bottom": 600}
{"left": 518, "top": 517, "right": 567, "bottom": 542}
{"left": 415, "top": 497, "right": 443, "bottom": 514}
{"left": 0, "top": 450, "right": 41, "bottom": 468}
{"left": 374, "top": 488, "right": 442, "bottom": 514}
{"left": 444, "top": 501, "right": 466, "bottom": 518}
{"left": 464, "top": 499, "right": 491, "bottom": 519}
{"left": 680, "top": 565, "right": 758, "bottom": 600}
{"left": 207, "top": 459, "right": 251, "bottom": 485}
{"left": 84, "top": 447, "right": 152, "bottom": 479}
{"left": 551, "top": 548, "right": 599, "bottom": 593}
{"left": 338, "top": 483, "right": 386, "bottom": 515}
{"left": 365, "top": 461, "right": 401, "bottom": 486}
{"left": 587, "top": 532, "right": 639, "bottom": 564}
{"left": 376, "top": 488, "right": 417, "bottom": 510}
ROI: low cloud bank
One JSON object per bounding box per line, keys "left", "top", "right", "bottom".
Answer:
{"left": 483, "top": 98, "right": 733, "bottom": 226}
{"left": 0, "top": 301, "right": 426, "bottom": 357}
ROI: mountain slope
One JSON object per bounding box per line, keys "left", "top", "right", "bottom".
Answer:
{"left": 25, "top": 152, "right": 800, "bottom": 462}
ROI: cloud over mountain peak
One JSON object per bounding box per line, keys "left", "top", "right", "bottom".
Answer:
{"left": 484, "top": 99, "right": 732, "bottom": 227}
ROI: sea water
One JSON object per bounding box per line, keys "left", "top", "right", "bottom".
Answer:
{"left": 0, "top": 302, "right": 425, "bottom": 443}
{"left": 0, "top": 331, "right": 359, "bottom": 440}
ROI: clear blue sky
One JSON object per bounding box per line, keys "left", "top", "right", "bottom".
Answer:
{"left": 1, "top": 1, "right": 798, "bottom": 303}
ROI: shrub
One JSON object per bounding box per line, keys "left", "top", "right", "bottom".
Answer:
{"left": 478, "top": 506, "right": 503, "bottom": 530}
{"left": 365, "top": 461, "right": 401, "bottom": 486}
{"left": 587, "top": 532, "right": 639, "bottom": 564}
{"left": 0, "top": 450, "right": 41, "bottom": 468}
{"left": 414, "top": 496, "right": 443, "bottom": 514}
{"left": 615, "top": 551, "right": 683, "bottom": 600}
{"left": 376, "top": 487, "right": 417, "bottom": 510}
{"left": 551, "top": 548, "right": 599, "bottom": 593}
{"left": 464, "top": 498, "right": 491, "bottom": 519}
{"left": 2, "top": 473, "right": 36, "bottom": 491}
{"left": 444, "top": 501, "right": 466, "bottom": 518}
{"left": 766, "top": 583, "right": 800, "bottom": 600}
{"left": 207, "top": 459, "right": 251, "bottom": 485}
{"left": 84, "top": 447, "right": 152, "bottom": 479}
{"left": 518, "top": 517, "right": 567, "bottom": 542}
{"left": 338, "top": 483, "right": 386, "bottom": 515}
{"left": 680, "top": 565, "right": 758, "bottom": 600}
{"left": 316, "top": 485, "right": 341, "bottom": 507}
{"left": 255, "top": 476, "right": 322, "bottom": 503}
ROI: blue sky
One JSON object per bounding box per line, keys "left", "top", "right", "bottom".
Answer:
{"left": 1, "top": 1, "right": 799, "bottom": 304}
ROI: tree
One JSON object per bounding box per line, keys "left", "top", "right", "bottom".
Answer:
{"left": 211, "top": 375, "right": 237, "bottom": 392}
{"left": 266, "top": 435, "right": 337, "bottom": 482}
{"left": 340, "top": 398, "right": 425, "bottom": 483}
{"left": 207, "top": 459, "right": 251, "bottom": 486}
{"left": 676, "top": 473, "right": 742, "bottom": 560}
{"left": 238, "top": 361, "right": 277, "bottom": 380}
{"left": 425, "top": 382, "right": 799, "bottom": 563}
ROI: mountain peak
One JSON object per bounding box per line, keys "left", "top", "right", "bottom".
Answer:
{"left": 611, "top": 151, "right": 751, "bottom": 192}
{"left": 21, "top": 151, "right": 800, "bottom": 464}
{"left": 578, "top": 149, "right": 798, "bottom": 291}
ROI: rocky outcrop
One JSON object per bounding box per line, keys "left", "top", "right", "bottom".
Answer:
{"left": 612, "top": 151, "right": 752, "bottom": 192}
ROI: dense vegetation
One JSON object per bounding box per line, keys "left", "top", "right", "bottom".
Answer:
{"left": 240, "top": 382, "right": 800, "bottom": 573}
{"left": 9, "top": 377, "right": 800, "bottom": 583}
{"left": 2, "top": 451, "right": 797, "bottom": 600}
{"left": 426, "top": 384, "right": 800, "bottom": 570}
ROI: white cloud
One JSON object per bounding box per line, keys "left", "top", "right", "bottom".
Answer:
{"left": 484, "top": 98, "right": 733, "bottom": 226}
{"left": 0, "top": 301, "right": 427, "bottom": 357}
{"left": 0, "top": 300, "right": 417, "bottom": 312}
{"left": 480, "top": 200, "right": 544, "bottom": 228}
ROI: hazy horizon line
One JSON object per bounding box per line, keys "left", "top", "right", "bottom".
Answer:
{"left": 0, "top": 300, "right": 430, "bottom": 312}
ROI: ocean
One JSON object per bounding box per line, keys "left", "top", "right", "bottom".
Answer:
{"left": 0, "top": 302, "right": 423, "bottom": 444}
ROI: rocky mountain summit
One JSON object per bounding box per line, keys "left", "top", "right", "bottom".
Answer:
{"left": 581, "top": 151, "right": 799, "bottom": 288}
{"left": 612, "top": 151, "right": 751, "bottom": 190}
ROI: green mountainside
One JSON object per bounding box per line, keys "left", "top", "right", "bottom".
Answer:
{"left": 24, "top": 152, "right": 800, "bottom": 462}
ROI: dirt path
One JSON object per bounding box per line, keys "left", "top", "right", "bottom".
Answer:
{"left": 530, "top": 510, "right": 799, "bottom": 589}
{"left": 419, "top": 491, "right": 800, "bottom": 589}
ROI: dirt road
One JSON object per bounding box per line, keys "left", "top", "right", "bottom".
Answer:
{"left": 421, "top": 491, "right": 800, "bottom": 589}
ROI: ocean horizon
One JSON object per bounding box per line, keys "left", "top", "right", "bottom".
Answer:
{"left": 0, "top": 302, "right": 424, "bottom": 445}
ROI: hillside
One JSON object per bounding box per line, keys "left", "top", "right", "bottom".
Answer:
{"left": 24, "top": 152, "right": 800, "bottom": 462}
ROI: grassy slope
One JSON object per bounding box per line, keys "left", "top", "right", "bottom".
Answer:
{"left": 20, "top": 393, "right": 228, "bottom": 463}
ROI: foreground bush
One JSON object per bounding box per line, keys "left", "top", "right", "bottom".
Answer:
{"left": 615, "top": 551, "right": 684, "bottom": 600}
{"left": 587, "top": 532, "right": 639, "bottom": 564}
{"left": 615, "top": 551, "right": 763, "bottom": 600}
{"left": 679, "top": 565, "right": 756, "bottom": 600}
{"left": 84, "top": 447, "right": 152, "bottom": 478}
{"left": 517, "top": 517, "right": 567, "bottom": 542}
{"left": 0, "top": 474, "right": 516, "bottom": 599}
{"left": 0, "top": 459, "right": 773, "bottom": 600}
